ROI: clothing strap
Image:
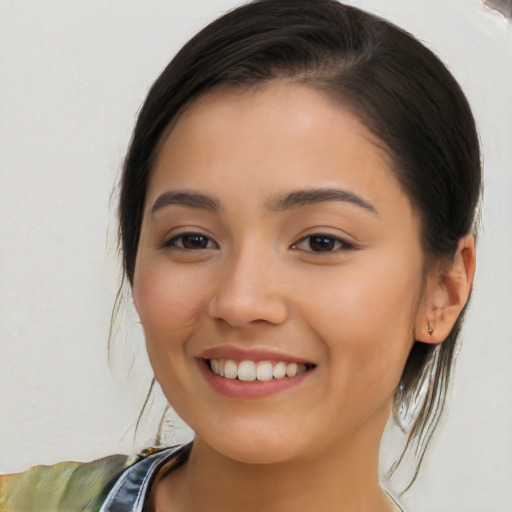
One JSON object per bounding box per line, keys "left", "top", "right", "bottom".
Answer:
{"left": 99, "top": 444, "right": 191, "bottom": 512}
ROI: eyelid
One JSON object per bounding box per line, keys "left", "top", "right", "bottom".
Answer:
{"left": 160, "top": 230, "right": 220, "bottom": 250}
{"left": 290, "top": 233, "right": 356, "bottom": 253}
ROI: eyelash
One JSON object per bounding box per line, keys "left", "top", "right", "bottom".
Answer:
{"left": 290, "top": 234, "right": 355, "bottom": 253}
{"left": 161, "top": 232, "right": 219, "bottom": 251}
{"left": 161, "top": 232, "right": 354, "bottom": 253}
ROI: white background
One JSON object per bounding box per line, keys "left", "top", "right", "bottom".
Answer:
{"left": 1, "top": 1, "right": 511, "bottom": 511}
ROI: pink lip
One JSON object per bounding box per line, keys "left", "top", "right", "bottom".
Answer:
{"left": 197, "top": 359, "right": 313, "bottom": 399}
{"left": 198, "top": 345, "right": 313, "bottom": 365}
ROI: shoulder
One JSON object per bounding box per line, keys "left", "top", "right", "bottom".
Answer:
{"left": 0, "top": 452, "right": 135, "bottom": 512}
{"left": 0, "top": 444, "right": 191, "bottom": 512}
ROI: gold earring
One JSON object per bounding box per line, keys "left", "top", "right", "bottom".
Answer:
{"left": 428, "top": 323, "right": 434, "bottom": 335}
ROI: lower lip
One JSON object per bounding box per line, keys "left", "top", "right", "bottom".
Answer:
{"left": 198, "top": 360, "right": 312, "bottom": 398}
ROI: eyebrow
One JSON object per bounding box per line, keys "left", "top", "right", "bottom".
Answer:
{"left": 151, "top": 190, "right": 221, "bottom": 215}
{"left": 266, "top": 188, "right": 378, "bottom": 214}
{"left": 150, "top": 187, "right": 378, "bottom": 216}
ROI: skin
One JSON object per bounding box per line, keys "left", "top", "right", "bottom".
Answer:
{"left": 133, "top": 82, "right": 475, "bottom": 512}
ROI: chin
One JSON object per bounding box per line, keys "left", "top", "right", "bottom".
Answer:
{"left": 220, "top": 445, "right": 296, "bottom": 465}
{"left": 199, "top": 430, "right": 310, "bottom": 465}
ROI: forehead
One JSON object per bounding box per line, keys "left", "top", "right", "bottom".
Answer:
{"left": 147, "top": 82, "right": 413, "bottom": 218}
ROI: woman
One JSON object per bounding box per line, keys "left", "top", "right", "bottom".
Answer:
{"left": 1, "top": 0, "right": 480, "bottom": 510}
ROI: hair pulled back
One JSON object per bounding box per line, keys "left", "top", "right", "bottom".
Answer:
{"left": 119, "top": 0, "right": 481, "bottom": 487}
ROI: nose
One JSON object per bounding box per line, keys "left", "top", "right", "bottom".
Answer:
{"left": 208, "top": 248, "right": 288, "bottom": 328}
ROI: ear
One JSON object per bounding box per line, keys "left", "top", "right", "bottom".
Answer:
{"left": 415, "top": 234, "right": 476, "bottom": 344}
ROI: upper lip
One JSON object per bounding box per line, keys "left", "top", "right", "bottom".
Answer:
{"left": 197, "top": 345, "right": 314, "bottom": 365}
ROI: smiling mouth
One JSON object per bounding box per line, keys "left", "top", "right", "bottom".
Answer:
{"left": 205, "top": 359, "right": 316, "bottom": 382}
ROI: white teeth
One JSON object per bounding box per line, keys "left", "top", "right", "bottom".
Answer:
{"left": 273, "top": 361, "right": 287, "bottom": 379}
{"left": 238, "top": 361, "right": 256, "bottom": 381}
{"left": 256, "top": 361, "right": 273, "bottom": 382}
{"left": 286, "top": 362, "right": 298, "bottom": 377}
{"left": 224, "top": 359, "right": 238, "bottom": 380}
{"left": 209, "top": 359, "right": 311, "bottom": 381}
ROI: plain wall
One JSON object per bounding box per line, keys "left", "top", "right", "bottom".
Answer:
{"left": 1, "top": 1, "right": 511, "bottom": 511}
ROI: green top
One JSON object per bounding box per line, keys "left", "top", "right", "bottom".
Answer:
{"left": 0, "top": 454, "right": 132, "bottom": 512}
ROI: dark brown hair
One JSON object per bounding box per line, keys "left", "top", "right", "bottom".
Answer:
{"left": 119, "top": 0, "right": 481, "bottom": 488}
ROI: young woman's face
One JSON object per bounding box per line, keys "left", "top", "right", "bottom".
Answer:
{"left": 134, "top": 83, "right": 426, "bottom": 464}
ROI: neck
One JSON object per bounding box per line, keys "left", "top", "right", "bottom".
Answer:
{"left": 154, "top": 411, "right": 400, "bottom": 512}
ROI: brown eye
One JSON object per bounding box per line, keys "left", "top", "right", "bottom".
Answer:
{"left": 291, "top": 234, "right": 354, "bottom": 253}
{"left": 181, "top": 234, "right": 210, "bottom": 249}
{"left": 309, "top": 235, "right": 336, "bottom": 252}
{"left": 163, "top": 233, "right": 218, "bottom": 250}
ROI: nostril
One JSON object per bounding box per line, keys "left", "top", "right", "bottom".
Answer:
{"left": 207, "top": 290, "right": 288, "bottom": 327}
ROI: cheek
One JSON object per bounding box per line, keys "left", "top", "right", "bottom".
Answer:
{"left": 133, "top": 260, "right": 210, "bottom": 346}
{"left": 132, "top": 261, "right": 213, "bottom": 408}
{"left": 303, "top": 252, "right": 421, "bottom": 381}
